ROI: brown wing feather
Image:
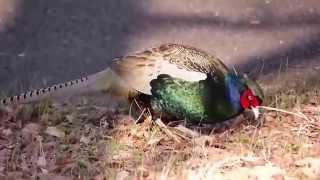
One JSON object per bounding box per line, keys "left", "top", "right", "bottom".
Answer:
{"left": 111, "top": 44, "right": 230, "bottom": 95}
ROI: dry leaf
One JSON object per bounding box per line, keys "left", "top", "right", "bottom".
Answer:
{"left": 37, "top": 156, "right": 47, "bottom": 167}
{"left": 65, "top": 114, "right": 75, "bottom": 123}
{"left": 22, "top": 123, "right": 41, "bottom": 135}
{"left": 45, "top": 127, "right": 65, "bottom": 138}
{"left": 2, "top": 128, "right": 12, "bottom": 137}
{"left": 80, "top": 136, "right": 90, "bottom": 144}
{"left": 147, "top": 137, "right": 163, "bottom": 145}
{"left": 21, "top": 123, "right": 41, "bottom": 142}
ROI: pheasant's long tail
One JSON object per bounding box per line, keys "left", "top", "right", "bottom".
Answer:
{"left": 0, "top": 68, "right": 129, "bottom": 106}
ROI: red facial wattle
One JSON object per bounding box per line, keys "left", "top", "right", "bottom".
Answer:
{"left": 240, "top": 89, "right": 261, "bottom": 109}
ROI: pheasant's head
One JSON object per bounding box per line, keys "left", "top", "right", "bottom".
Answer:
{"left": 238, "top": 74, "right": 264, "bottom": 119}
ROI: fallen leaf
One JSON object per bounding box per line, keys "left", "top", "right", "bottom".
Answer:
{"left": 1, "top": 128, "right": 12, "bottom": 137}
{"left": 21, "top": 123, "right": 41, "bottom": 141}
{"left": 65, "top": 114, "right": 75, "bottom": 123}
{"left": 45, "top": 126, "right": 65, "bottom": 138}
{"left": 40, "top": 168, "right": 48, "bottom": 174}
{"left": 37, "top": 156, "right": 47, "bottom": 167}
{"left": 80, "top": 136, "right": 90, "bottom": 144}
{"left": 22, "top": 123, "right": 41, "bottom": 135}
{"left": 147, "top": 137, "right": 163, "bottom": 145}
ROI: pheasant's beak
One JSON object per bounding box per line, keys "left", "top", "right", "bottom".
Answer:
{"left": 251, "top": 106, "right": 260, "bottom": 120}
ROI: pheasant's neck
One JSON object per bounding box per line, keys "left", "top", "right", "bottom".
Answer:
{"left": 223, "top": 74, "right": 242, "bottom": 112}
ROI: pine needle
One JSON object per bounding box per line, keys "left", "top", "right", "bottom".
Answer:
{"left": 259, "top": 106, "right": 310, "bottom": 121}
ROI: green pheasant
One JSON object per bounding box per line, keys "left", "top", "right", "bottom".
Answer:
{"left": 0, "top": 44, "right": 264, "bottom": 123}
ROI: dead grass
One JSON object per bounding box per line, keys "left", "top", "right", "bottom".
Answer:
{"left": 0, "top": 69, "right": 320, "bottom": 180}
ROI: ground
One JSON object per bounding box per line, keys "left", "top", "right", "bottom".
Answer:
{"left": 0, "top": 69, "right": 319, "bottom": 180}
{"left": 0, "top": 1, "right": 320, "bottom": 180}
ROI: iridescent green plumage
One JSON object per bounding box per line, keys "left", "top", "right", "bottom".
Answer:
{"left": 150, "top": 74, "right": 209, "bottom": 121}
{"left": 148, "top": 72, "right": 249, "bottom": 123}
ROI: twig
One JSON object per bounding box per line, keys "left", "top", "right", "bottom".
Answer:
{"left": 259, "top": 106, "right": 310, "bottom": 121}
{"left": 155, "top": 118, "right": 181, "bottom": 143}
{"left": 173, "top": 125, "right": 200, "bottom": 138}
{"left": 135, "top": 108, "right": 146, "bottom": 123}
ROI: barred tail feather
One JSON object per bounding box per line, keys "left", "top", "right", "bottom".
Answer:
{"left": 0, "top": 68, "right": 126, "bottom": 106}
{"left": 0, "top": 76, "right": 92, "bottom": 106}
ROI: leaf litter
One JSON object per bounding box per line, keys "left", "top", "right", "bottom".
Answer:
{"left": 0, "top": 76, "right": 319, "bottom": 179}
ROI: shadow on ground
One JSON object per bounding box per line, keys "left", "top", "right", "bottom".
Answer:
{"left": 0, "top": 0, "right": 143, "bottom": 93}
{"left": 0, "top": 0, "right": 319, "bottom": 95}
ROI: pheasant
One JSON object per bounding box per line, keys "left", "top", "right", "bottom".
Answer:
{"left": 0, "top": 44, "right": 264, "bottom": 123}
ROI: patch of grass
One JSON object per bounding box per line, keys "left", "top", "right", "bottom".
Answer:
{"left": 32, "top": 100, "right": 53, "bottom": 115}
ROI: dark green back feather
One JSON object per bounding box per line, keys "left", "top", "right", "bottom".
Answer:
{"left": 149, "top": 74, "right": 244, "bottom": 123}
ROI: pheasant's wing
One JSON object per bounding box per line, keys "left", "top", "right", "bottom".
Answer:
{"left": 111, "top": 44, "right": 230, "bottom": 95}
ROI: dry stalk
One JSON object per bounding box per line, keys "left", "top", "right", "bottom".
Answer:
{"left": 155, "top": 118, "right": 182, "bottom": 143}
{"left": 259, "top": 106, "right": 310, "bottom": 121}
